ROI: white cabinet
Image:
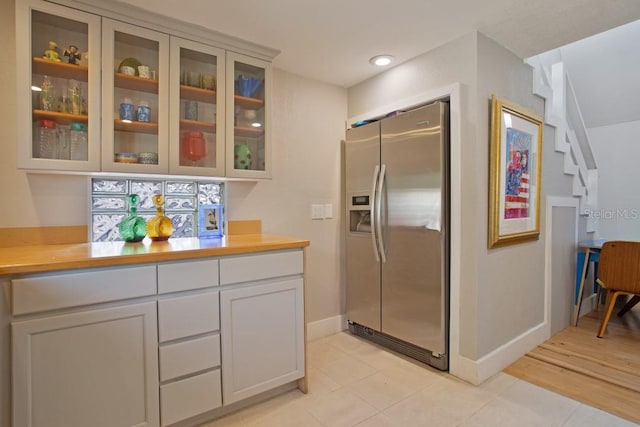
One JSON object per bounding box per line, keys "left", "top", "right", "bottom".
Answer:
{"left": 8, "top": 249, "right": 304, "bottom": 426}
{"left": 220, "top": 250, "right": 305, "bottom": 404}
{"left": 169, "top": 37, "right": 226, "bottom": 177}
{"left": 101, "top": 18, "right": 170, "bottom": 173}
{"left": 16, "top": 0, "right": 274, "bottom": 179}
{"left": 226, "top": 52, "right": 272, "bottom": 179}
{"left": 157, "top": 259, "right": 222, "bottom": 426}
{"left": 16, "top": 0, "right": 102, "bottom": 171}
{"left": 12, "top": 302, "right": 159, "bottom": 427}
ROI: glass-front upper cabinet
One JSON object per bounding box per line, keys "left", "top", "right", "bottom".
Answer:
{"left": 226, "top": 52, "right": 271, "bottom": 179}
{"left": 16, "top": 0, "right": 101, "bottom": 171}
{"left": 169, "top": 37, "right": 225, "bottom": 177}
{"left": 101, "top": 18, "right": 169, "bottom": 174}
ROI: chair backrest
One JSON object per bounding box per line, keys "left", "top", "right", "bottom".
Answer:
{"left": 597, "top": 241, "right": 640, "bottom": 294}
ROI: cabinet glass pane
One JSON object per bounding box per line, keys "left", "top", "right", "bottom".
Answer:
{"left": 232, "top": 62, "right": 265, "bottom": 172}
{"left": 178, "top": 48, "right": 219, "bottom": 169}
{"left": 31, "top": 10, "right": 89, "bottom": 161}
{"left": 111, "top": 31, "right": 160, "bottom": 166}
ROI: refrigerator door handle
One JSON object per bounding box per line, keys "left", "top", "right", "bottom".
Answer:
{"left": 376, "top": 164, "right": 387, "bottom": 263}
{"left": 370, "top": 164, "right": 380, "bottom": 262}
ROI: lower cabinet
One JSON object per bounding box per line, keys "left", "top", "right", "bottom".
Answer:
{"left": 220, "top": 277, "right": 305, "bottom": 404}
{"left": 11, "top": 302, "right": 159, "bottom": 427}
{"left": 9, "top": 248, "right": 305, "bottom": 426}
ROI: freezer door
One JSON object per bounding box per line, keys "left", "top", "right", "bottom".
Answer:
{"left": 345, "top": 122, "right": 381, "bottom": 330}
{"left": 380, "top": 102, "right": 449, "bottom": 354}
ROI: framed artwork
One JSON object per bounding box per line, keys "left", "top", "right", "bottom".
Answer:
{"left": 488, "top": 95, "right": 543, "bottom": 248}
{"left": 198, "top": 204, "right": 223, "bottom": 238}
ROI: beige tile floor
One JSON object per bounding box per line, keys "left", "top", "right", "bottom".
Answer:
{"left": 201, "top": 332, "right": 638, "bottom": 427}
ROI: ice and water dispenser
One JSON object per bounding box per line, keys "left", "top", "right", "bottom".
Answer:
{"left": 348, "top": 194, "right": 372, "bottom": 233}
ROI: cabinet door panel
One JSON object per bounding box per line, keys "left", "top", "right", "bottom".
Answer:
{"left": 158, "top": 290, "right": 219, "bottom": 342}
{"left": 225, "top": 52, "right": 271, "bottom": 179}
{"left": 101, "top": 18, "right": 169, "bottom": 173}
{"left": 157, "top": 258, "right": 219, "bottom": 294}
{"left": 160, "top": 369, "right": 221, "bottom": 426}
{"left": 12, "top": 265, "right": 157, "bottom": 315}
{"left": 16, "top": 0, "right": 101, "bottom": 171}
{"left": 12, "top": 302, "right": 159, "bottom": 427}
{"left": 169, "top": 37, "right": 226, "bottom": 176}
{"left": 159, "top": 334, "right": 220, "bottom": 382}
{"left": 219, "top": 249, "right": 303, "bottom": 285}
{"left": 220, "top": 278, "right": 304, "bottom": 404}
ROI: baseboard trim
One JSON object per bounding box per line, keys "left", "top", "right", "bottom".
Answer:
{"left": 451, "top": 321, "right": 548, "bottom": 385}
{"left": 306, "top": 315, "right": 346, "bottom": 341}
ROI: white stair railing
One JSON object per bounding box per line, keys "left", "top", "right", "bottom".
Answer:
{"left": 526, "top": 53, "right": 598, "bottom": 232}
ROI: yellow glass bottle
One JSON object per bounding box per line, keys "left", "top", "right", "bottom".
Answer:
{"left": 146, "top": 194, "right": 173, "bottom": 241}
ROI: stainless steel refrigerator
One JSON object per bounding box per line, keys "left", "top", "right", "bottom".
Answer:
{"left": 345, "top": 101, "right": 449, "bottom": 370}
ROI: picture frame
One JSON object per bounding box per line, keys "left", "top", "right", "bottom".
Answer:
{"left": 488, "top": 95, "right": 543, "bottom": 248}
{"left": 198, "top": 204, "right": 223, "bottom": 238}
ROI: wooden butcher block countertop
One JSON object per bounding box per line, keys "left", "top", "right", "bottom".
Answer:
{"left": 0, "top": 222, "right": 309, "bottom": 276}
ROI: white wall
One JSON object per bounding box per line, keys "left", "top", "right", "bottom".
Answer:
{"left": 475, "top": 34, "right": 546, "bottom": 358}
{"left": 588, "top": 120, "right": 640, "bottom": 240}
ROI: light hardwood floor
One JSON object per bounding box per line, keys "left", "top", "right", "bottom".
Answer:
{"left": 505, "top": 302, "right": 640, "bottom": 424}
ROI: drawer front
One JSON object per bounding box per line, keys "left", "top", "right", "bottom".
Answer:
{"left": 160, "top": 369, "right": 221, "bottom": 426}
{"left": 12, "top": 265, "right": 157, "bottom": 315}
{"left": 159, "top": 334, "right": 220, "bottom": 382}
{"left": 158, "top": 291, "right": 219, "bottom": 343}
{"left": 219, "top": 249, "right": 303, "bottom": 285}
{"left": 157, "top": 259, "right": 219, "bottom": 294}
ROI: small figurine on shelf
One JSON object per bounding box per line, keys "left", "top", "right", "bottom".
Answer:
{"left": 43, "top": 41, "right": 61, "bottom": 62}
{"left": 63, "top": 45, "right": 82, "bottom": 65}
{"left": 146, "top": 194, "right": 173, "bottom": 242}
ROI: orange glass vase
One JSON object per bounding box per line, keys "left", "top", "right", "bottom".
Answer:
{"left": 146, "top": 194, "right": 173, "bottom": 241}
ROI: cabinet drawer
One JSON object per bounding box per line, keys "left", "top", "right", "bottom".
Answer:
{"left": 160, "top": 369, "right": 221, "bottom": 426}
{"left": 158, "top": 259, "right": 219, "bottom": 294}
{"left": 12, "top": 265, "right": 157, "bottom": 315}
{"left": 159, "top": 334, "right": 220, "bottom": 382}
{"left": 220, "top": 250, "right": 303, "bottom": 285}
{"left": 158, "top": 291, "right": 219, "bottom": 342}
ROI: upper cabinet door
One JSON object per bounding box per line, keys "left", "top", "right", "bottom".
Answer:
{"left": 16, "top": 0, "right": 101, "bottom": 171}
{"left": 101, "top": 18, "right": 169, "bottom": 174}
{"left": 169, "top": 37, "right": 226, "bottom": 177}
{"left": 226, "top": 52, "right": 271, "bottom": 179}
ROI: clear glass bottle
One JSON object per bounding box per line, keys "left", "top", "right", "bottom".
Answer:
{"left": 69, "top": 80, "right": 82, "bottom": 115}
{"left": 70, "top": 122, "right": 88, "bottom": 160}
{"left": 40, "top": 75, "right": 55, "bottom": 111}
{"left": 57, "top": 124, "right": 70, "bottom": 160}
{"left": 37, "top": 119, "right": 58, "bottom": 159}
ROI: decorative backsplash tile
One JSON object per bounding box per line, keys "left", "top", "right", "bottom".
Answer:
{"left": 90, "top": 178, "right": 224, "bottom": 242}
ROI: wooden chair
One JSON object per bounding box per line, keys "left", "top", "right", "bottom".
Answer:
{"left": 595, "top": 241, "right": 640, "bottom": 338}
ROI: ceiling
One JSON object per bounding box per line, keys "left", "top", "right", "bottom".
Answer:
{"left": 113, "top": 0, "right": 640, "bottom": 128}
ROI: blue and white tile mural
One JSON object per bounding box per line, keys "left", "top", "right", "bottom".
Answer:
{"left": 90, "top": 178, "right": 223, "bottom": 242}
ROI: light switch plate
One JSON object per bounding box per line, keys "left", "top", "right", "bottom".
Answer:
{"left": 323, "top": 204, "right": 333, "bottom": 219}
{"left": 311, "top": 204, "right": 324, "bottom": 220}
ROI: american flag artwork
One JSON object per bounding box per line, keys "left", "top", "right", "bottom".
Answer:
{"left": 504, "top": 127, "right": 532, "bottom": 219}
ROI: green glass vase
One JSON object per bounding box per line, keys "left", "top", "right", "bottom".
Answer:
{"left": 118, "top": 194, "right": 147, "bottom": 242}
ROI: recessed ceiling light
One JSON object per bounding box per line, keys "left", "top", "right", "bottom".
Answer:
{"left": 369, "top": 55, "right": 394, "bottom": 66}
